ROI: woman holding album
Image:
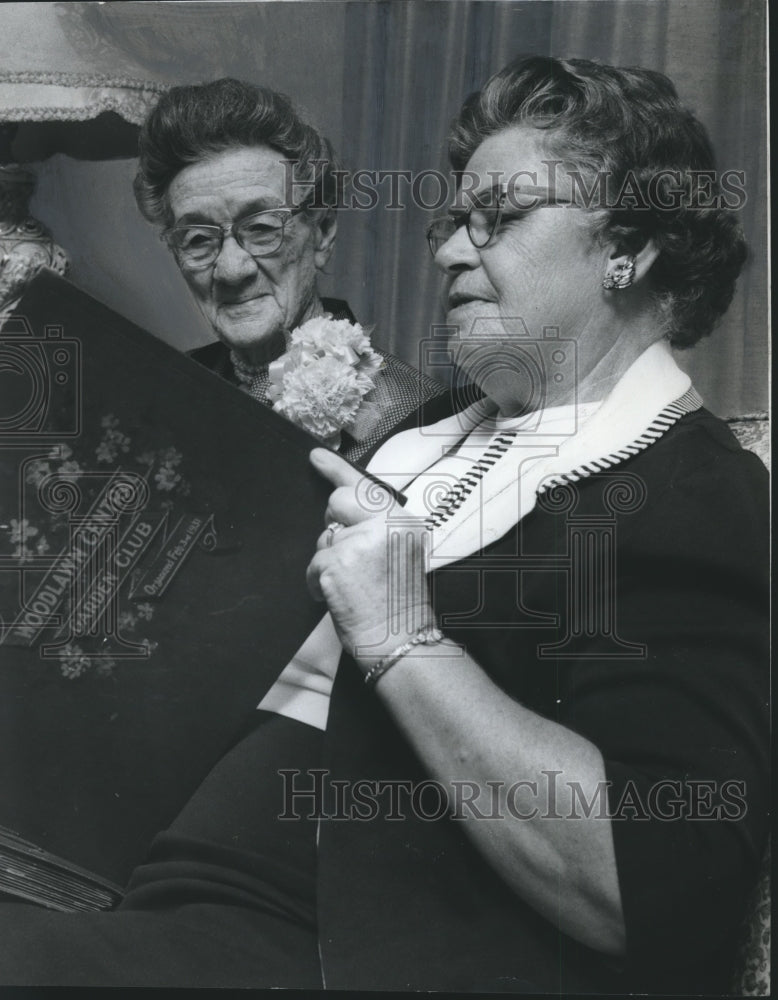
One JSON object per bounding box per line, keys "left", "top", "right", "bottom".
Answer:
{"left": 0, "top": 56, "right": 768, "bottom": 994}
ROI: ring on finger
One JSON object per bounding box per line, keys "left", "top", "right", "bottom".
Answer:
{"left": 326, "top": 521, "right": 345, "bottom": 547}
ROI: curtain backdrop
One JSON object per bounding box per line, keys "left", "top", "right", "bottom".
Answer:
{"left": 1, "top": 0, "right": 767, "bottom": 417}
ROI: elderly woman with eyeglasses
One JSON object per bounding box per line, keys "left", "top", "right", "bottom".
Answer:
{"left": 0, "top": 57, "right": 767, "bottom": 994}
{"left": 133, "top": 78, "right": 445, "bottom": 462}
{"left": 304, "top": 55, "right": 768, "bottom": 993}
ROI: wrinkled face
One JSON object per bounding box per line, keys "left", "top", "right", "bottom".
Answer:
{"left": 167, "top": 145, "right": 333, "bottom": 363}
{"left": 434, "top": 127, "right": 615, "bottom": 414}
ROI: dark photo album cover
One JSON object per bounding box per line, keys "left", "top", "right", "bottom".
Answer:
{"left": 0, "top": 269, "right": 335, "bottom": 895}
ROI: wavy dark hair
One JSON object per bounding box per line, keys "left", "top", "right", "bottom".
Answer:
{"left": 448, "top": 56, "right": 747, "bottom": 348}
{"left": 134, "top": 77, "right": 340, "bottom": 229}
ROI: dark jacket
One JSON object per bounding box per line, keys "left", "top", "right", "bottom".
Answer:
{"left": 317, "top": 408, "right": 769, "bottom": 993}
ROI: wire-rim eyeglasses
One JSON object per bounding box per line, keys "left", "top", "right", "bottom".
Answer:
{"left": 162, "top": 200, "right": 312, "bottom": 271}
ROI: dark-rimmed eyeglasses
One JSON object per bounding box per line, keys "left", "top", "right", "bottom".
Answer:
{"left": 162, "top": 203, "right": 310, "bottom": 271}
{"left": 426, "top": 183, "right": 573, "bottom": 257}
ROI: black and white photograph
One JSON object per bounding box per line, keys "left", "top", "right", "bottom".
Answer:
{"left": 0, "top": 1, "right": 769, "bottom": 993}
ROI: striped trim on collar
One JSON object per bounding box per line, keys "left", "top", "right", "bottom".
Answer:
{"left": 412, "top": 339, "right": 703, "bottom": 567}
{"left": 538, "top": 387, "right": 704, "bottom": 492}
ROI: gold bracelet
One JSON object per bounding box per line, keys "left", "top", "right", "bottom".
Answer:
{"left": 363, "top": 625, "right": 445, "bottom": 689}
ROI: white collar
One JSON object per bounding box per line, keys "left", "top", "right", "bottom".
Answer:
{"left": 367, "top": 340, "right": 702, "bottom": 568}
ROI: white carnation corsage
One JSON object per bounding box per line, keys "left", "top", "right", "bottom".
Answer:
{"left": 267, "top": 315, "right": 383, "bottom": 448}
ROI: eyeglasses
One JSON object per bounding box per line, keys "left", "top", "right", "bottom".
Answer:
{"left": 162, "top": 203, "right": 310, "bottom": 270}
{"left": 426, "top": 183, "right": 573, "bottom": 257}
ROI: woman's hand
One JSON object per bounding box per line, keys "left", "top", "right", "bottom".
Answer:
{"left": 306, "top": 448, "right": 435, "bottom": 666}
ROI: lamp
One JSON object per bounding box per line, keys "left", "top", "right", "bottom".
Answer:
{"left": 0, "top": 146, "right": 68, "bottom": 315}
{"left": 0, "top": 72, "right": 165, "bottom": 316}
{"left": 0, "top": 2, "right": 167, "bottom": 315}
